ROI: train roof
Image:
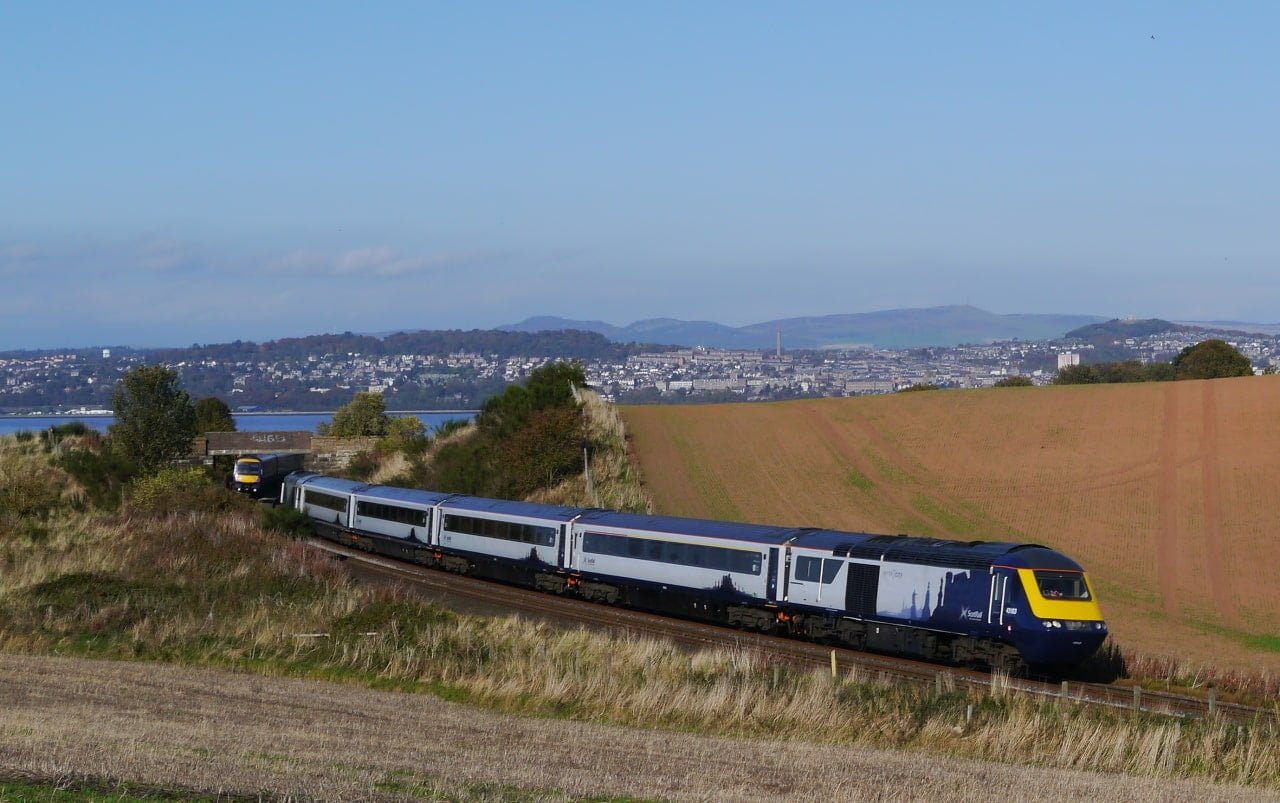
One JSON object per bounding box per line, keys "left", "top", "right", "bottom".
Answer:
{"left": 575, "top": 510, "right": 804, "bottom": 545}
{"left": 354, "top": 485, "right": 454, "bottom": 507}
{"left": 440, "top": 496, "right": 585, "bottom": 522}
{"left": 296, "top": 474, "right": 367, "bottom": 494}
{"left": 793, "top": 530, "right": 1048, "bottom": 570}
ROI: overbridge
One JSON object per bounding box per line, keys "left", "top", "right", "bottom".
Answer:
{"left": 198, "top": 431, "right": 313, "bottom": 456}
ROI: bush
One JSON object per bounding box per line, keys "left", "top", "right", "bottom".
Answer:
{"left": 379, "top": 416, "right": 429, "bottom": 456}
{"left": 993, "top": 376, "right": 1033, "bottom": 387}
{"left": 260, "top": 503, "right": 314, "bottom": 536}
{"left": 321, "top": 392, "right": 390, "bottom": 437}
{"left": 421, "top": 362, "right": 587, "bottom": 498}
{"left": 127, "top": 467, "right": 252, "bottom": 516}
{"left": 433, "top": 418, "right": 471, "bottom": 439}
{"left": 0, "top": 449, "right": 65, "bottom": 518}
{"left": 342, "top": 450, "right": 380, "bottom": 482}
{"left": 898, "top": 383, "right": 940, "bottom": 392}
{"left": 1172, "top": 339, "right": 1253, "bottom": 379}
{"left": 57, "top": 447, "right": 136, "bottom": 511}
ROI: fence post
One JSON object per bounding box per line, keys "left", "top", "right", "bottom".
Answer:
{"left": 830, "top": 649, "right": 838, "bottom": 680}
{"left": 1133, "top": 685, "right": 1141, "bottom": 711}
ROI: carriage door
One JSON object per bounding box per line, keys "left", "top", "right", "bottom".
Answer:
{"left": 766, "top": 548, "right": 779, "bottom": 602}
{"left": 988, "top": 569, "right": 1010, "bottom": 626}
{"left": 558, "top": 525, "right": 567, "bottom": 569}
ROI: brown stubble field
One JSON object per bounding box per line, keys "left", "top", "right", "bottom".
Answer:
{"left": 622, "top": 375, "right": 1280, "bottom": 673}
{"left": 2, "top": 651, "right": 1272, "bottom": 802}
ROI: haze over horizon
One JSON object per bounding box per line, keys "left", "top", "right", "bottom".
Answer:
{"left": 3, "top": 3, "right": 1278, "bottom": 350}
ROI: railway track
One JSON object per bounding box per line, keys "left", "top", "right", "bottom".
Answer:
{"left": 308, "top": 537, "right": 1278, "bottom": 726}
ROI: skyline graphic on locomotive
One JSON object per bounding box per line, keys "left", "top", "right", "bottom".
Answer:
{"left": 282, "top": 471, "right": 1107, "bottom": 669}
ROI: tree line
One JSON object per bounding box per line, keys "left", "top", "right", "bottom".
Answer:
{"left": 1053, "top": 339, "right": 1255, "bottom": 385}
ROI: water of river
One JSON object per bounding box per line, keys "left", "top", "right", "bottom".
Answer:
{"left": 0, "top": 411, "right": 475, "bottom": 437}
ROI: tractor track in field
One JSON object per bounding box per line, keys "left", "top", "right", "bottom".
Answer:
{"left": 307, "top": 537, "right": 1278, "bottom": 726}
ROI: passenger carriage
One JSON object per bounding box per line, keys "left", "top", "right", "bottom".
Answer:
{"left": 566, "top": 510, "right": 800, "bottom": 624}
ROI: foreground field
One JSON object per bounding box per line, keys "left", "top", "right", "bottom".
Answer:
{"left": 0, "top": 652, "right": 1270, "bottom": 802}
{"left": 622, "top": 376, "right": 1280, "bottom": 674}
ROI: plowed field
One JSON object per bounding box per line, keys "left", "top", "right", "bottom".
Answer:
{"left": 622, "top": 376, "right": 1280, "bottom": 672}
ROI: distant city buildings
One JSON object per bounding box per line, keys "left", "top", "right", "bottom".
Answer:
{"left": 2, "top": 327, "right": 1276, "bottom": 412}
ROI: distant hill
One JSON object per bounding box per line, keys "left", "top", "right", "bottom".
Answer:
{"left": 1064, "top": 318, "right": 1190, "bottom": 341}
{"left": 502, "top": 305, "right": 1107, "bottom": 349}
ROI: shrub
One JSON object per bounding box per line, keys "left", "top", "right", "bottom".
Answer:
{"left": 993, "top": 376, "right": 1033, "bottom": 387}
{"left": 379, "top": 416, "right": 429, "bottom": 456}
{"left": 0, "top": 449, "right": 64, "bottom": 518}
{"left": 127, "top": 466, "right": 252, "bottom": 516}
{"left": 57, "top": 447, "right": 136, "bottom": 511}
{"left": 433, "top": 418, "right": 471, "bottom": 438}
{"left": 260, "top": 503, "right": 314, "bottom": 536}
{"left": 321, "top": 392, "right": 390, "bottom": 437}
{"left": 1172, "top": 339, "right": 1253, "bottom": 379}
{"left": 342, "top": 450, "right": 380, "bottom": 482}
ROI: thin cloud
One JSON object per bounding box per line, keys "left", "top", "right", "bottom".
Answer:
{"left": 265, "top": 246, "right": 507, "bottom": 278}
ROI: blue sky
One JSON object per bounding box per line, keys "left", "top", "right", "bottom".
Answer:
{"left": 2, "top": 3, "right": 1278, "bottom": 349}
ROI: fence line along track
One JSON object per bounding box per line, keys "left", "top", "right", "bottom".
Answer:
{"left": 306, "top": 538, "right": 1278, "bottom": 726}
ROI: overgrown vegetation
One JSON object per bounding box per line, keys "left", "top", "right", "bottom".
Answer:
{"left": 1054, "top": 339, "right": 1255, "bottom": 385}
{"left": 398, "top": 362, "right": 590, "bottom": 500}
{"left": 1054, "top": 360, "right": 1176, "bottom": 384}
{"left": 992, "top": 375, "right": 1033, "bottom": 387}
{"left": 316, "top": 391, "right": 391, "bottom": 437}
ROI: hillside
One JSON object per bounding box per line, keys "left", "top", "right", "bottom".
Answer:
{"left": 621, "top": 376, "right": 1280, "bottom": 673}
{"left": 504, "top": 305, "right": 1105, "bottom": 349}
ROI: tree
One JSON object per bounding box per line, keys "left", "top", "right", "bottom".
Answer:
{"left": 194, "top": 396, "right": 236, "bottom": 433}
{"left": 1172, "top": 339, "right": 1253, "bottom": 380}
{"left": 110, "top": 365, "right": 197, "bottom": 473}
{"left": 1053, "top": 365, "right": 1100, "bottom": 385}
{"left": 322, "top": 392, "right": 391, "bottom": 437}
{"left": 993, "top": 375, "right": 1033, "bottom": 387}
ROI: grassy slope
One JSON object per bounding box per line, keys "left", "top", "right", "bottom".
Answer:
{"left": 621, "top": 376, "right": 1280, "bottom": 675}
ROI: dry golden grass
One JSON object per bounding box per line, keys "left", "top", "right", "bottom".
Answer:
{"left": 529, "top": 387, "right": 654, "bottom": 513}
{"left": 1, "top": 651, "right": 1273, "bottom": 802}
{"left": 621, "top": 377, "right": 1280, "bottom": 675}
{"left": 4, "top": 504, "right": 1280, "bottom": 792}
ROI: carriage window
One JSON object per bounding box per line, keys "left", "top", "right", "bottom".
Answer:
{"left": 305, "top": 490, "right": 348, "bottom": 512}
{"left": 822, "top": 559, "right": 842, "bottom": 584}
{"left": 796, "top": 556, "right": 821, "bottom": 582}
{"left": 581, "top": 532, "right": 762, "bottom": 575}
{"left": 1034, "top": 571, "right": 1091, "bottom": 600}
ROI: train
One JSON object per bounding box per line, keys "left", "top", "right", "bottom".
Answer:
{"left": 281, "top": 471, "right": 1107, "bottom": 671}
{"left": 227, "top": 453, "right": 306, "bottom": 500}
